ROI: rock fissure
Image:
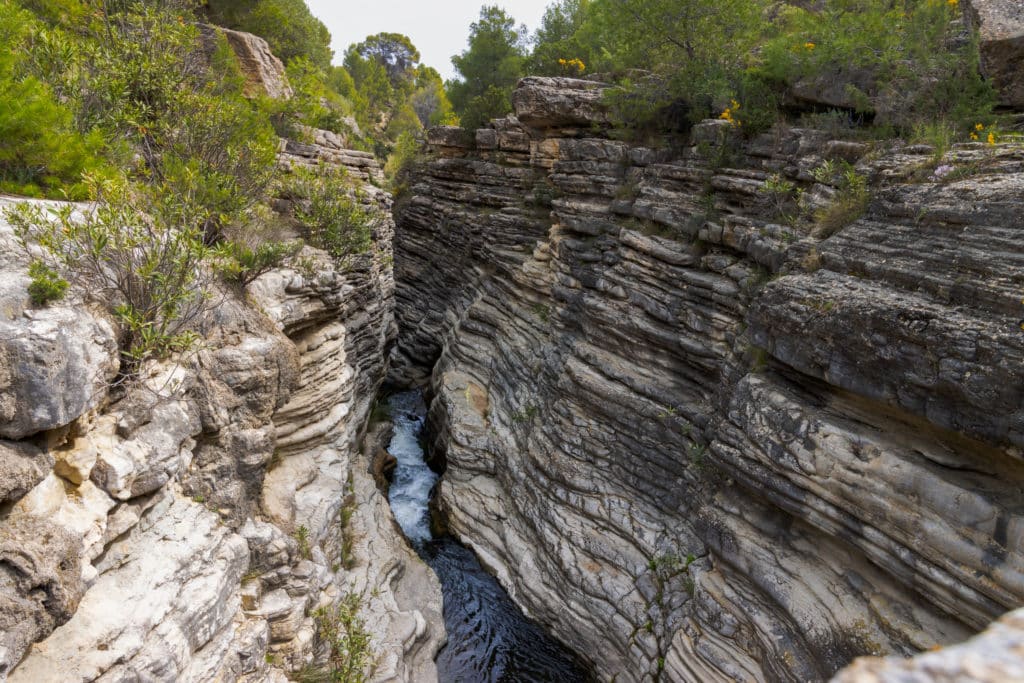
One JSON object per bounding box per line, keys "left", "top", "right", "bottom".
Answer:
{"left": 391, "top": 77, "right": 1024, "bottom": 682}
{"left": 0, "top": 98, "right": 446, "bottom": 680}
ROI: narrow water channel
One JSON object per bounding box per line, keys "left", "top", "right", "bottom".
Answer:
{"left": 384, "top": 390, "right": 590, "bottom": 683}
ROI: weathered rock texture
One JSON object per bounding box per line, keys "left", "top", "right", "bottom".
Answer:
{"left": 199, "top": 25, "right": 294, "bottom": 100}
{"left": 965, "top": 0, "right": 1024, "bottom": 109}
{"left": 0, "top": 137, "right": 443, "bottom": 681}
{"left": 391, "top": 77, "right": 1024, "bottom": 681}
{"left": 835, "top": 606, "right": 1024, "bottom": 682}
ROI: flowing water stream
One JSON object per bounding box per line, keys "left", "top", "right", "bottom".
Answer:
{"left": 384, "top": 390, "right": 590, "bottom": 683}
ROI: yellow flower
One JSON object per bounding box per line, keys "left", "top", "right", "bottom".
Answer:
{"left": 975, "top": 123, "right": 985, "bottom": 131}
{"left": 988, "top": 132, "right": 996, "bottom": 145}
{"left": 947, "top": 0, "right": 958, "bottom": 6}
{"left": 804, "top": 42, "right": 816, "bottom": 50}
{"left": 970, "top": 132, "right": 979, "bottom": 140}
{"left": 719, "top": 104, "right": 740, "bottom": 126}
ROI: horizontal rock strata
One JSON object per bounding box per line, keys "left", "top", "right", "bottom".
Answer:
{"left": 391, "top": 77, "right": 1024, "bottom": 681}
{"left": 1, "top": 143, "right": 443, "bottom": 681}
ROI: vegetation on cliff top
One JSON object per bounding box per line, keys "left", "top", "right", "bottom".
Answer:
{"left": 446, "top": 0, "right": 997, "bottom": 141}
{"left": 0, "top": 0, "right": 384, "bottom": 380}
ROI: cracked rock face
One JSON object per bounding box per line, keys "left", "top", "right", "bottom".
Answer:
{"left": 0, "top": 135, "right": 443, "bottom": 682}
{"left": 0, "top": 204, "right": 120, "bottom": 440}
{"left": 199, "top": 25, "right": 294, "bottom": 100}
{"left": 392, "top": 77, "right": 1024, "bottom": 681}
{"left": 0, "top": 516, "right": 84, "bottom": 681}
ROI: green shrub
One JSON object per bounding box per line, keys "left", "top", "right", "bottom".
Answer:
{"left": 813, "top": 161, "right": 870, "bottom": 238}
{"left": 6, "top": 175, "right": 214, "bottom": 372}
{"left": 26, "top": 260, "right": 68, "bottom": 305}
{"left": 305, "top": 594, "right": 374, "bottom": 683}
{"left": 214, "top": 239, "right": 300, "bottom": 287}
{"left": 294, "top": 525, "right": 312, "bottom": 560}
{"left": 0, "top": 0, "right": 105, "bottom": 198}
{"left": 383, "top": 131, "right": 421, "bottom": 194}
{"left": 60, "top": 1, "right": 278, "bottom": 226}
{"left": 286, "top": 168, "right": 379, "bottom": 262}
{"left": 758, "top": 0, "right": 995, "bottom": 134}
{"left": 274, "top": 57, "right": 354, "bottom": 137}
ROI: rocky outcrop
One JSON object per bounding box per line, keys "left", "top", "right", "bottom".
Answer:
{"left": 200, "top": 25, "right": 294, "bottom": 100}
{"left": 512, "top": 77, "right": 611, "bottom": 130}
{"left": 278, "top": 133, "right": 383, "bottom": 185}
{"left": 0, "top": 141, "right": 444, "bottom": 681}
{"left": 966, "top": 0, "right": 1024, "bottom": 109}
{"left": 835, "top": 606, "right": 1024, "bottom": 682}
{"left": 0, "top": 207, "right": 120, "bottom": 440}
{"left": 392, "top": 77, "right": 1024, "bottom": 681}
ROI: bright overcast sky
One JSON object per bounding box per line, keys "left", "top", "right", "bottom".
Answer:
{"left": 305, "top": 1, "right": 552, "bottom": 82}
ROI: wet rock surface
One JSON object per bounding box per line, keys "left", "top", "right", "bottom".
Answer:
{"left": 391, "top": 77, "right": 1024, "bottom": 681}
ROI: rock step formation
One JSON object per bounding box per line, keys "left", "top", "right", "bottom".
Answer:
{"left": 0, "top": 132, "right": 443, "bottom": 680}
{"left": 391, "top": 77, "right": 1024, "bottom": 681}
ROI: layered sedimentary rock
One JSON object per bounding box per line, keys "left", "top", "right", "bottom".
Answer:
{"left": 391, "top": 77, "right": 1024, "bottom": 681}
{"left": 0, "top": 138, "right": 443, "bottom": 681}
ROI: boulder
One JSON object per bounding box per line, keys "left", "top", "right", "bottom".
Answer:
{"left": 512, "top": 76, "right": 611, "bottom": 129}
{"left": 0, "top": 516, "right": 84, "bottom": 679}
{"left": 199, "top": 25, "right": 293, "bottom": 100}
{"left": 0, "top": 440, "right": 52, "bottom": 504}
{"left": 833, "top": 607, "right": 1024, "bottom": 682}
{"left": 426, "top": 126, "right": 476, "bottom": 151}
{"left": 965, "top": 0, "right": 1024, "bottom": 109}
{"left": 0, "top": 306, "right": 119, "bottom": 440}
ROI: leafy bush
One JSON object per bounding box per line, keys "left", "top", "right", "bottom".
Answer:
{"left": 812, "top": 161, "right": 870, "bottom": 238}
{"left": 759, "top": 0, "right": 995, "bottom": 134}
{"left": 383, "top": 131, "right": 421, "bottom": 194}
{"left": 6, "top": 175, "right": 214, "bottom": 371}
{"left": 520, "top": 0, "right": 994, "bottom": 141}
{"left": 26, "top": 260, "right": 68, "bottom": 305}
{"left": 0, "top": 0, "right": 105, "bottom": 198}
{"left": 214, "top": 240, "right": 300, "bottom": 287}
{"left": 273, "top": 57, "right": 354, "bottom": 137}
{"left": 302, "top": 594, "right": 374, "bottom": 683}
{"left": 70, "top": 2, "right": 279, "bottom": 228}
{"left": 285, "top": 168, "right": 379, "bottom": 262}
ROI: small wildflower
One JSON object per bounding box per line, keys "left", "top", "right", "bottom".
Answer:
{"left": 931, "top": 164, "right": 954, "bottom": 181}
{"left": 970, "top": 132, "right": 979, "bottom": 141}
{"left": 558, "top": 58, "right": 585, "bottom": 73}
{"left": 804, "top": 42, "right": 816, "bottom": 50}
{"left": 988, "top": 132, "right": 996, "bottom": 145}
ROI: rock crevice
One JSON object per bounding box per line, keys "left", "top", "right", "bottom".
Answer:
{"left": 392, "top": 77, "right": 1024, "bottom": 681}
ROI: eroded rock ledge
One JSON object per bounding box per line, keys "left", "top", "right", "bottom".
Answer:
{"left": 0, "top": 134, "right": 443, "bottom": 682}
{"left": 391, "top": 77, "right": 1024, "bottom": 681}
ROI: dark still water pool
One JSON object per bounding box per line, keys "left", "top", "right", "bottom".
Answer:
{"left": 385, "top": 391, "right": 590, "bottom": 683}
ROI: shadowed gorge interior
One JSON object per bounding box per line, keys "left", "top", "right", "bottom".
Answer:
{"left": 0, "top": 0, "right": 1023, "bottom": 681}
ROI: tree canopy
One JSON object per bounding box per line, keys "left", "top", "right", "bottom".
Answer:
{"left": 447, "top": 5, "right": 528, "bottom": 130}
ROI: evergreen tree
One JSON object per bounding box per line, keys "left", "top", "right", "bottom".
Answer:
{"left": 447, "top": 5, "right": 527, "bottom": 129}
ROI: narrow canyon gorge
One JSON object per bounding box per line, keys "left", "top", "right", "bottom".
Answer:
{"left": 2, "top": 33, "right": 1024, "bottom": 683}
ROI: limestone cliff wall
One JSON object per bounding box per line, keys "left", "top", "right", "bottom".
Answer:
{"left": 391, "top": 77, "right": 1024, "bottom": 682}
{"left": 0, "top": 137, "right": 443, "bottom": 682}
